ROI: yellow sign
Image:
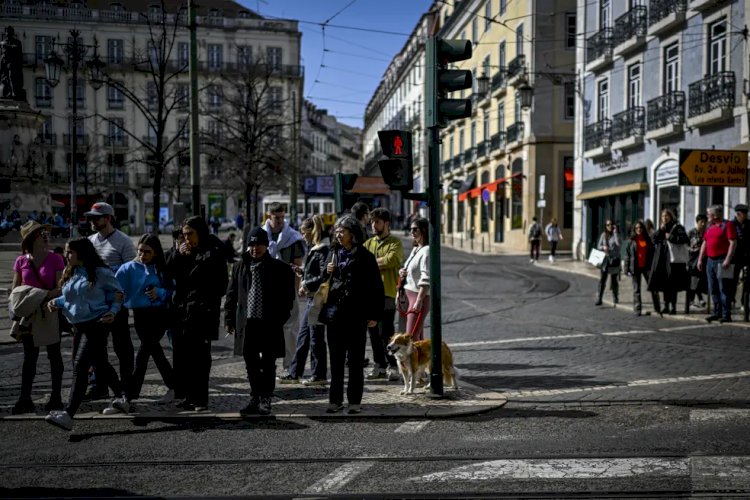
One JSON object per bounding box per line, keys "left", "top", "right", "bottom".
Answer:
{"left": 679, "top": 149, "right": 748, "bottom": 187}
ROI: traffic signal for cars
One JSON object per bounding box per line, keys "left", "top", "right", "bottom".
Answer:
{"left": 426, "top": 38, "right": 473, "bottom": 128}
{"left": 377, "top": 130, "right": 413, "bottom": 191}
{"left": 333, "top": 172, "right": 358, "bottom": 214}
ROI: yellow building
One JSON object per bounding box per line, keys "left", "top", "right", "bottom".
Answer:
{"left": 437, "top": 0, "right": 576, "bottom": 254}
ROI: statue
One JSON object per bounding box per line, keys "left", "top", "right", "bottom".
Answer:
{"left": 0, "top": 26, "right": 26, "bottom": 102}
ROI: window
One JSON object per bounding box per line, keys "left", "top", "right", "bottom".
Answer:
{"left": 511, "top": 158, "right": 523, "bottom": 229}
{"left": 146, "top": 82, "right": 157, "bottom": 109}
{"left": 514, "top": 92, "right": 521, "bottom": 123}
{"left": 68, "top": 116, "right": 84, "bottom": 136}
{"left": 208, "top": 85, "right": 223, "bottom": 108}
{"left": 40, "top": 115, "right": 54, "bottom": 140}
{"left": 208, "top": 120, "right": 222, "bottom": 141}
{"left": 108, "top": 117, "right": 125, "bottom": 145}
{"left": 269, "top": 86, "right": 282, "bottom": 111}
{"left": 516, "top": 25, "right": 524, "bottom": 56}
{"left": 708, "top": 18, "right": 727, "bottom": 75}
{"left": 500, "top": 0, "right": 506, "bottom": 15}
{"left": 208, "top": 44, "right": 223, "bottom": 70}
{"left": 564, "top": 82, "right": 575, "bottom": 120}
{"left": 146, "top": 124, "right": 157, "bottom": 146}
{"left": 178, "top": 42, "right": 189, "bottom": 68}
{"left": 482, "top": 55, "right": 491, "bottom": 80}
{"left": 267, "top": 47, "right": 282, "bottom": 70}
{"left": 627, "top": 63, "right": 641, "bottom": 109}
{"left": 449, "top": 135, "right": 454, "bottom": 159}
{"left": 208, "top": 156, "right": 221, "bottom": 178}
{"left": 176, "top": 83, "right": 188, "bottom": 109}
{"left": 459, "top": 128, "right": 465, "bottom": 154}
{"left": 237, "top": 45, "right": 252, "bottom": 69}
{"left": 664, "top": 42, "right": 679, "bottom": 93}
{"left": 472, "top": 17, "right": 478, "bottom": 45}
{"left": 483, "top": 112, "right": 490, "bottom": 141}
{"left": 484, "top": 1, "right": 491, "bottom": 31}
{"left": 497, "top": 102, "right": 505, "bottom": 133}
{"left": 35, "top": 35, "right": 52, "bottom": 62}
{"left": 566, "top": 14, "right": 576, "bottom": 49}
{"left": 177, "top": 118, "right": 189, "bottom": 146}
{"left": 107, "top": 39, "right": 124, "bottom": 64}
{"left": 147, "top": 41, "right": 159, "bottom": 67}
{"left": 600, "top": 0, "right": 610, "bottom": 29}
{"left": 35, "top": 77, "right": 52, "bottom": 108}
{"left": 107, "top": 82, "right": 124, "bottom": 109}
{"left": 597, "top": 79, "right": 609, "bottom": 120}
{"left": 498, "top": 41, "right": 506, "bottom": 71}
{"left": 67, "top": 78, "right": 85, "bottom": 109}
{"left": 470, "top": 121, "right": 477, "bottom": 148}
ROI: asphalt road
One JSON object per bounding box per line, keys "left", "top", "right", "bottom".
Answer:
{"left": 2, "top": 244, "right": 750, "bottom": 498}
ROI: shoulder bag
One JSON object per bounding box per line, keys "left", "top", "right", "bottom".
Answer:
{"left": 308, "top": 251, "right": 335, "bottom": 326}
{"left": 667, "top": 241, "right": 689, "bottom": 264}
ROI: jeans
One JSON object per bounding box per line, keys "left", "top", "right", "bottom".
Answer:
{"left": 67, "top": 319, "right": 122, "bottom": 417}
{"left": 530, "top": 240, "right": 540, "bottom": 260}
{"left": 597, "top": 268, "right": 619, "bottom": 302}
{"left": 96, "top": 306, "right": 133, "bottom": 396}
{"left": 707, "top": 257, "right": 731, "bottom": 319}
{"left": 368, "top": 297, "right": 396, "bottom": 369}
{"left": 631, "top": 267, "right": 659, "bottom": 313}
{"left": 288, "top": 298, "right": 327, "bottom": 380}
{"left": 549, "top": 240, "right": 559, "bottom": 258}
{"left": 173, "top": 328, "right": 212, "bottom": 406}
{"left": 129, "top": 307, "right": 174, "bottom": 399}
{"left": 328, "top": 317, "right": 367, "bottom": 405}
{"left": 243, "top": 319, "right": 277, "bottom": 398}
{"left": 19, "top": 336, "right": 63, "bottom": 402}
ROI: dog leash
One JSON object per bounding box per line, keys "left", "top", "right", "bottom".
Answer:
{"left": 407, "top": 305, "right": 426, "bottom": 337}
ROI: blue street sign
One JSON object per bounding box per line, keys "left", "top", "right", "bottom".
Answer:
{"left": 303, "top": 176, "right": 335, "bottom": 196}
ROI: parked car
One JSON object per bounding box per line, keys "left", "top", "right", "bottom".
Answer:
{"left": 219, "top": 218, "right": 237, "bottom": 231}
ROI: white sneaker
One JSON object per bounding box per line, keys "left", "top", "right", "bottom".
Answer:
{"left": 386, "top": 367, "right": 401, "bottom": 381}
{"left": 365, "top": 367, "right": 386, "bottom": 380}
{"left": 347, "top": 404, "right": 361, "bottom": 414}
{"left": 157, "top": 389, "right": 175, "bottom": 405}
{"left": 102, "top": 396, "right": 130, "bottom": 415}
{"left": 45, "top": 410, "right": 73, "bottom": 431}
{"left": 529, "top": 259, "right": 535, "bottom": 264}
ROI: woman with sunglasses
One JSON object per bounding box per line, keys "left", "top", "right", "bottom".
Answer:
{"left": 10, "top": 221, "right": 65, "bottom": 414}
{"left": 595, "top": 220, "right": 621, "bottom": 306}
{"left": 624, "top": 220, "right": 657, "bottom": 316}
{"left": 399, "top": 217, "right": 430, "bottom": 341}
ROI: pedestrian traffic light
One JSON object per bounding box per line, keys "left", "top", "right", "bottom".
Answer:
{"left": 377, "top": 130, "right": 413, "bottom": 191}
{"left": 334, "top": 172, "right": 359, "bottom": 214}
{"left": 426, "top": 37, "right": 473, "bottom": 128}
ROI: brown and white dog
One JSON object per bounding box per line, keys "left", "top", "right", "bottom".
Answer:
{"left": 386, "top": 333, "right": 459, "bottom": 395}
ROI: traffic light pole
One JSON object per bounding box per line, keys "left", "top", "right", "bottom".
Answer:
{"left": 427, "top": 124, "right": 443, "bottom": 397}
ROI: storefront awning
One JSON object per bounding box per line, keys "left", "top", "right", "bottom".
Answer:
{"left": 458, "top": 172, "right": 522, "bottom": 202}
{"left": 577, "top": 168, "right": 647, "bottom": 201}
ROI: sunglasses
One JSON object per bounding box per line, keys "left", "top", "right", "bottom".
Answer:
{"left": 409, "top": 227, "right": 419, "bottom": 232}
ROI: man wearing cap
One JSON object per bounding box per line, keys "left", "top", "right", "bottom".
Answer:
{"left": 730, "top": 203, "right": 750, "bottom": 310}
{"left": 85, "top": 202, "right": 137, "bottom": 399}
{"left": 225, "top": 227, "right": 295, "bottom": 416}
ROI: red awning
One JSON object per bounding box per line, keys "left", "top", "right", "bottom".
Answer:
{"left": 456, "top": 172, "right": 523, "bottom": 202}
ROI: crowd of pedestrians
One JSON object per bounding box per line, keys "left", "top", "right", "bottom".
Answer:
{"left": 9, "top": 200, "right": 431, "bottom": 429}
{"left": 596, "top": 204, "right": 747, "bottom": 324}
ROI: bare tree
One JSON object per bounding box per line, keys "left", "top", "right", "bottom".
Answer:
{"left": 201, "top": 55, "right": 297, "bottom": 226}
{"left": 94, "top": 0, "right": 188, "bottom": 230}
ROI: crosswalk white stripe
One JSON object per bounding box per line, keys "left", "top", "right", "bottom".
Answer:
{"left": 303, "top": 461, "right": 376, "bottom": 494}
{"left": 395, "top": 421, "right": 430, "bottom": 433}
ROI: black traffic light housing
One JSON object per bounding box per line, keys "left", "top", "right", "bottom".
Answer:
{"left": 426, "top": 38, "right": 473, "bottom": 128}
{"left": 333, "top": 172, "right": 359, "bottom": 214}
{"left": 377, "top": 130, "right": 413, "bottom": 191}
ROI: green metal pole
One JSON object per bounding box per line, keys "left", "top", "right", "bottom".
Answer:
{"left": 189, "top": 0, "right": 201, "bottom": 217}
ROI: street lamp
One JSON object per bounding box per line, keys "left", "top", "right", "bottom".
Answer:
{"left": 518, "top": 82, "right": 534, "bottom": 110}
{"left": 43, "top": 29, "right": 104, "bottom": 237}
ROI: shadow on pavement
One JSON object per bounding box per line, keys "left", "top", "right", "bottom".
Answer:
{"left": 462, "top": 374, "right": 620, "bottom": 391}
{"left": 0, "top": 487, "right": 140, "bottom": 498}
{"left": 456, "top": 363, "right": 564, "bottom": 371}
{"left": 452, "top": 407, "right": 598, "bottom": 421}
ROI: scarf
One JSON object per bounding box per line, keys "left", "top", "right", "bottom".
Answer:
{"left": 246, "top": 259, "right": 264, "bottom": 319}
{"left": 263, "top": 219, "right": 304, "bottom": 260}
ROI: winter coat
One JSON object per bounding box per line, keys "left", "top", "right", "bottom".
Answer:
{"left": 166, "top": 234, "right": 228, "bottom": 341}
{"left": 597, "top": 231, "right": 621, "bottom": 272}
{"left": 302, "top": 239, "right": 330, "bottom": 296}
{"left": 624, "top": 234, "right": 654, "bottom": 276}
{"left": 648, "top": 221, "right": 689, "bottom": 292}
{"left": 9, "top": 285, "right": 59, "bottom": 347}
{"left": 225, "top": 252, "right": 295, "bottom": 357}
{"left": 323, "top": 244, "right": 384, "bottom": 324}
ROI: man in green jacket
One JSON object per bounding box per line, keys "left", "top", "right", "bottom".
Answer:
{"left": 364, "top": 208, "right": 403, "bottom": 381}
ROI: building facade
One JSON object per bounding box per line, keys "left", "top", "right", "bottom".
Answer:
{"left": 437, "top": 0, "right": 576, "bottom": 253}
{"left": 575, "top": 0, "right": 750, "bottom": 259}
{"left": 0, "top": 0, "right": 302, "bottom": 232}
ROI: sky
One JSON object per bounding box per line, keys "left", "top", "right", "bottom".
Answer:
{"left": 238, "top": 0, "right": 433, "bottom": 128}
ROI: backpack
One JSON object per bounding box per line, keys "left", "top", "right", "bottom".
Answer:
{"left": 529, "top": 223, "right": 541, "bottom": 239}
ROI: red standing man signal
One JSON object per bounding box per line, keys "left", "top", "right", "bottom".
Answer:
{"left": 393, "top": 135, "right": 403, "bottom": 156}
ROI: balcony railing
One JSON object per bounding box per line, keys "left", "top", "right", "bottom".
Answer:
{"left": 586, "top": 27, "right": 613, "bottom": 64}
{"left": 613, "top": 6, "right": 647, "bottom": 46}
{"left": 463, "top": 147, "right": 475, "bottom": 164}
{"left": 612, "top": 107, "right": 645, "bottom": 142}
{"left": 583, "top": 119, "right": 612, "bottom": 151}
{"left": 37, "top": 133, "right": 57, "bottom": 146}
{"left": 63, "top": 134, "right": 90, "bottom": 147}
{"left": 103, "top": 135, "right": 129, "bottom": 148}
{"left": 688, "top": 71, "right": 735, "bottom": 118}
{"left": 646, "top": 91, "right": 685, "bottom": 131}
{"left": 491, "top": 71, "right": 506, "bottom": 92}
{"left": 649, "top": 0, "right": 686, "bottom": 27}
{"left": 490, "top": 132, "right": 506, "bottom": 151}
{"left": 506, "top": 122, "right": 524, "bottom": 144}
{"left": 507, "top": 54, "right": 526, "bottom": 81}
{"left": 477, "top": 140, "right": 488, "bottom": 157}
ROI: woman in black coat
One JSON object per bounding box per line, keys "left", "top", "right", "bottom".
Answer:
{"left": 624, "top": 220, "right": 658, "bottom": 316}
{"left": 648, "top": 209, "right": 689, "bottom": 315}
{"left": 322, "top": 215, "right": 384, "bottom": 414}
{"left": 166, "top": 216, "right": 228, "bottom": 411}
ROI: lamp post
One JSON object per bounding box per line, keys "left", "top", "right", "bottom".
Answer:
{"left": 43, "top": 29, "right": 104, "bottom": 237}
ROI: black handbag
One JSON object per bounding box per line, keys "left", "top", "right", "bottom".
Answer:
{"left": 319, "top": 303, "right": 338, "bottom": 325}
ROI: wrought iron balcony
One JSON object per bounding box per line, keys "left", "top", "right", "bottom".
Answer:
{"left": 583, "top": 119, "right": 612, "bottom": 152}
{"left": 477, "top": 140, "right": 488, "bottom": 157}
{"left": 506, "top": 122, "right": 524, "bottom": 144}
{"left": 586, "top": 27, "right": 613, "bottom": 64}
{"left": 507, "top": 55, "right": 526, "bottom": 82}
{"left": 612, "top": 107, "right": 645, "bottom": 142}
{"left": 613, "top": 6, "right": 647, "bottom": 47}
{"left": 490, "top": 132, "right": 506, "bottom": 151}
{"left": 491, "top": 71, "right": 506, "bottom": 92}
{"left": 646, "top": 91, "right": 685, "bottom": 131}
{"left": 649, "top": 0, "right": 686, "bottom": 27}
{"left": 103, "top": 135, "right": 129, "bottom": 148}
{"left": 688, "top": 71, "right": 735, "bottom": 119}
{"left": 63, "top": 134, "right": 89, "bottom": 147}
{"left": 37, "top": 133, "right": 57, "bottom": 146}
